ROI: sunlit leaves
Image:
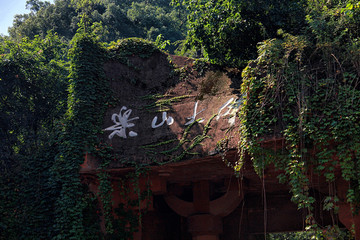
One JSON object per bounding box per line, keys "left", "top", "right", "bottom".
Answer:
{"left": 174, "top": 0, "right": 306, "bottom": 68}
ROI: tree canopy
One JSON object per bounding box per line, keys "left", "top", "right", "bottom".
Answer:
{"left": 0, "top": 32, "right": 68, "bottom": 239}
{"left": 172, "top": 0, "right": 307, "bottom": 67}
{"left": 8, "top": 0, "right": 188, "bottom": 49}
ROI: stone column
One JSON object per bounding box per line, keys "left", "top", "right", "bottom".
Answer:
{"left": 188, "top": 214, "right": 222, "bottom": 240}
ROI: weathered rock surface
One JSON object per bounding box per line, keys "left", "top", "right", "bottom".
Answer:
{"left": 101, "top": 53, "right": 242, "bottom": 167}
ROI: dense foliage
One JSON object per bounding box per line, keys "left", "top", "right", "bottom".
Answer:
{"left": 50, "top": 23, "right": 110, "bottom": 239}
{"left": 237, "top": 0, "right": 360, "bottom": 235}
{"left": 0, "top": 32, "right": 68, "bottom": 239}
{"left": 173, "top": 0, "right": 307, "bottom": 67}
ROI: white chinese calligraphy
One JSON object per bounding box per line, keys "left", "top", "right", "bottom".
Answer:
{"left": 104, "top": 106, "right": 139, "bottom": 139}
{"left": 152, "top": 112, "right": 174, "bottom": 128}
{"left": 105, "top": 97, "right": 245, "bottom": 140}
{"left": 216, "top": 97, "right": 234, "bottom": 121}
{"left": 216, "top": 97, "right": 244, "bottom": 126}
{"left": 185, "top": 101, "right": 205, "bottom": 125}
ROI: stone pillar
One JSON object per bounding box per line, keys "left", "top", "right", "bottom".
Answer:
{"left": 188, "top": 214, "right": 222, "bottom": 240}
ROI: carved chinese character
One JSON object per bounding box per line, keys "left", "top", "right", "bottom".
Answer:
{"left": 216, "top": 97, "right": 244, "bottom": 126}
{"left": 152, "top": 112, "right": 174, "bottom": 128}
{"left": 216, "top": 98, "right": 234, "bottom": 121}
{"left": 104, "top": 106, "right": 139, "bottom": 139}
{"left": 185, "top": 101, "right": 205, "bottom": 125}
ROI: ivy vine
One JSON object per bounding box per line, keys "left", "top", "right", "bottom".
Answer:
{"left": 238, "top": 26, "right": 360, "bottom": 234}
{"left": 51, "top": 24, "right": 110, "bottom": 239}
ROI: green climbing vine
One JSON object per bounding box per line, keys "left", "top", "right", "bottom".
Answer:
{"left": 51, "top": 22, "right": 110, "bottom": 239}
{"left": 141, "top": 94, "right": 191, "bottom": 112}
{"left": 237, "top": 2, "right": 360, "bottom": 234}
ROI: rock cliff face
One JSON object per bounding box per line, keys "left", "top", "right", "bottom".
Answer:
{"left": 100, "top": 52, "right": 242, "bottom": 167}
